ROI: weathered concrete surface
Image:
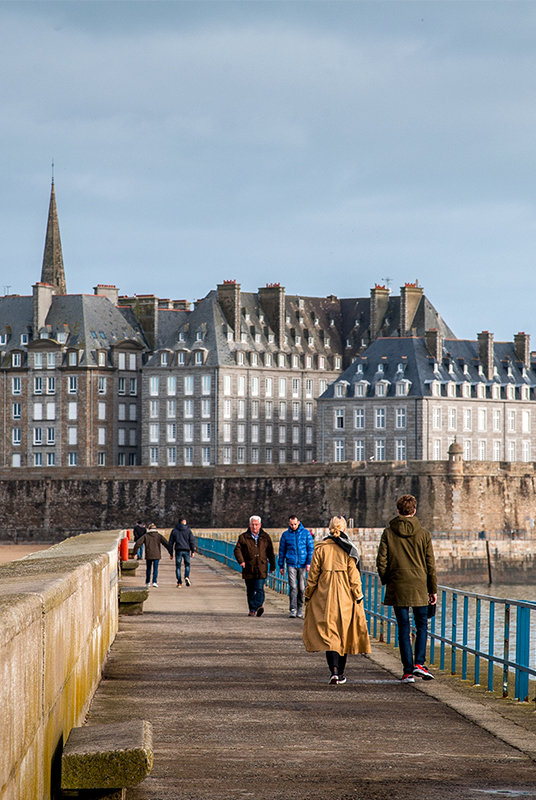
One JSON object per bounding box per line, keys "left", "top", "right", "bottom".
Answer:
{"left": 86, "top": 556, "right": 536, "bottom": 800}
{"left": 62, "top": 720, "right": 153, "bottom": 790}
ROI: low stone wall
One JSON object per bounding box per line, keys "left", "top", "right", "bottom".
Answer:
{"left": 0, "top": 530, "right": 122, "bottom": 800}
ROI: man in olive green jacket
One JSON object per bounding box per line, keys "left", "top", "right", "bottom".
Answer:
{"left": 376, "top": 494, "right": 437, "bottom": 684}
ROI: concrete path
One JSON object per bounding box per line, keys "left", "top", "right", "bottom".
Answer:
{"left": 87, "top": 556, "right": 536, "bottom": 800}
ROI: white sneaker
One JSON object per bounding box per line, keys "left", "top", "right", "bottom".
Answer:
{"left": 289, "top": 609, "right": 297, "bottom": 618}
{"left": 152, "top": 582, "right": 158, "bottom": 588}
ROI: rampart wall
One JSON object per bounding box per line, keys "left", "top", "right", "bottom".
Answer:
{"left": 0, "top": 530, "right": 122, "bottom": 800}
{"left": 0, "top": 461, "right": 535, "bottom": 540}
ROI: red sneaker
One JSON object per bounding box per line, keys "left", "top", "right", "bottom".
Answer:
{"left": 413, "top": 664, "right": 434, "bottom": 680}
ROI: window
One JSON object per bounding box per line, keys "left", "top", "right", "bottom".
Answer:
{"left": 223, "top": 446, "right": 232, "bottom": 465}
{"left": 167, "top": 424, "right": 176, "bottom": 443}
{"left": 292, "top": 402, "right": 300, "bottom": 421}
{"left": 278, "top": 354, "right": 286, "bottom": 368}
{"left": 463, "top": 440, "right": 472, "bottom": 461}
{"left": 167, "top": 376, "right": 176, "bottom": 396}
{"left": 32, "top": 427, "right": 42, "bottom": 446}
{"left": 201, "top": 423, "right": 211, "bottom": 442}
{"left": 129, "top": 403, "right": 138, "bottom": 422}
{"left": 178, "top": 352, "right": 186, "bottom": 366}
{"left": 279, "top": 401, "right": 287, "bottom": 420}
{"left": 202, "top": 447, "right": 210, "bottom": 466}
{"left": 167, "top": 447, "right": 177, "bottom": 466}
{"left": 202, "top": 375, "right": 211, "bottom": 395}
{"left": 319, "top": 380, "right": 328, "bottom": 395}
{"left": 395, "top": 408, "right": 406, "bottom": 429}
{"left": 251, "top": 352, "right": 259, "bottom": 365}
{"left": 201, "top": 399, "right": 211, "bottom": 418}
{"left": 266, "top": 401, "right": 273, "bottom": 420}
{"left": 33, "top": 403, "right": 43, "bottom": 421}
{"left": 279, "top": 449, "right": 286, "bottom": 464}
{"left": 396, "top": 382, "right": 409, "bottom": 397}
{"left": 319, "top": 356, "right": 325, "bottom": 370}
{"left": 184, "top": 447, "right": 193, "bottom": 466}
{"left": 354, "top": 440, "right": 365, "bottom": 461}
{"left": 375, "top": 408, "right": 386, "bottom": 429}
{"left": 223, "top": 399, "right": 231, "bottom": 419}
{"left": 118, "top": 353, "right": 126, "bottom": 370}
{"left": 237, "top": 423, "right": 246, "bottom": 443}
{"left": 335, "top": 384, "right": 345, "bottom": 398}
{"left": 68, "top": 427, "right": 77, "bottom": 445}
{"left": 183, "top": 424, "right": 194, "bottom": 443}
{"left": 129, "top": 378, "right": 137, "bottom": 396}
{"left": 477, "top": 383, "right": 486, "bottom": 399}
{"left": 98, "top": 402, "right": 106, "bottom": 420}
{"left": 149, "top": 424, "right": 159, "bottom": 443}
{"left": 448, "top": 408, "right": 457, "bottom": 431}
{"left": 251, "top": 447, "right": 259, "bottom": 464}
{"left": 223, "top": 422, "right": 232, "bottom": 442}
{"left": 265, "top": 425, "right": 273, "bottom": 443}
{"left": 395, "top": 439, "right": 406, "bottom": 461}
{"left": 46, "top": 403, "right": 55, "bottom": 420}
{"left": 166, "top": 400, "right": 176, "bottom": 419}
{"left": 493, "top": 409, "right": 501, "bottom": 431}
{"left": 160, "top": 352, "right": 168, "bottom": 367}
{"left": 265, "top": 353, "right": 273, "bottom": 367}
{"left": 292, "top": 426, "right": 300, "bottom": 444}
{"left": 375, "top": 383, "right": 386, "bottom": 397}
{"left": 34, "top": 377, "right": 43, "bottom": 395}
{"left": 251, "top": 400, "right": 259, "bottom": 419}
{"left": 237, "top": 399, "right": 246, "bottom": 419}
{"left": 478, "top": 408, "right": 487, "bottom": 432}
{"left": 118, "top": 428, "right": 126, "bottom": 446}
{"left": 129, "top": 354, "right": 136, "bottom": 371}
{"left": 292, "top": 379, "right": 300, "bottom": 397}
{"left": 251, "top": 424, "right": 259, "bottom": 443}
{"left": 522, "top": 441, "right": 531, "bottom": 462}
{"left": 34, "top": 353, "right": 43, "bottom": 369}
{"left": 150, "top": 448, "right": 159, "bottom": 466}
{"left": 12, "top": 352, "right": 22, "bottom": 368}
{"left": 463, "top": 409, "right": 472, "bottom": 431}
{"left": 305, "top": 379, "right": 313, "bottom": 398}
{"left": 508, "top": 440, "right": 516, "bottom": 462}
{"left": 68, "top": 351, "right": 77, "bottom": 367}
{"left": 47, "top": 377, "right": 55, "bottom": 395}
{"left": 522, "top": 410, "right": 531, "bottom": 434}
{"left": 34, "top": 453, "right": 42, "bottom": 467}
{"left": 98, "top": 352, "right": 106, "bottom": 368}
{"left": 224, "top": 375, "right": 231, "bottom": 396}
{"left": 98, "top": 427, "right": 106, "bottom": 445}
{"left": 237, "top": 446, "right": 246, "bottom": 464}
{"left": 279, "top": 379, "right": 287, "bottom": 398}
{"left": 183, "top": 375, "right": 194, "bottom": 397}
{"left": 68, "top": 376, "right": 77, "bottom": 394}
{"left": 431, "top": 381, "right": 441, "bottom": 397}
{"left": 432, "top": 408, "right": 442, "bottom": 430}
{"left": 432, "top": 439, "right": 441, "bottom": 461}
{"left": 335, "top": 409, "right": 344, "bottom": 429}
{"left": 265, "top": 377, "right": 273, "bottom": 397}
{"left": 265, "top": 448, "right": 272, "bottom": 463}
{"left": 12, "top": 454, "right": 21, "bottom": 468}
{"left": 68, "top": 402, "right": 77, "bottom": 420}
{"left": 97, "top": 452, "right": 106, "bottom": 466}
{"left": 129, "top": 429, "right": 136, "bottom": 446}
{"left": 493, "top": 440, "right": 501, "bottom": 461}
{"left": 150, "top": 400, "right": 159, "bottom": 418}
{"left": 11, "top": 377, "right": 21, "bottom": 395}
{"left": 251, "top": 377, "right": 260, "bottom": 397}
{"left": 118, "top": 403, "right": 126, "bottom": 421}
{"left": 238, "top": 376, "right": 245, "bottom": 396}
{"left": 478, "top": 440, "right": 487, "bottom": 461}
{"left": 12, "top": 428, "right": 21, "bottom": 445}
{"left": 12, "top": 403, "right": 21, "bottom": 419}
{"left": 292, "top": 355, "right": 300, "bottom": 369}
{"left": 305, "top": 402, "right": 313, "bottom": 421}
{"left": 184, "top": 399, "right": 194, "bottom": 418}
{"left": 47, "top": 453, "right": 55, "bottom": 467}
{"left": 118, "top": 378, "right": 125, "bottom": 395}
{"left": 150, "top": 377, "right": 159, "bottom": 396}
{"left": 508, "top": 410, "right": 516, "bottom": 432}
{"left": 0, "top": 334, "right": 6, "bottom": 345}
{"left": 237, "top": 351, "right": 245, "bottom": 366}
{"left": 305, "top": 426, "right": 313, "bottom": 444}
{"left": 375, "top": 439, "right": 386, "bottom": 461}
{"left": 355, "top": 384, "right": 365, "bottom": 398}
{"left": 279, "top": 426, "right": 286, "bottom": 444}
{"left": 305, "top": 355, "right": 312, "bottom": 369}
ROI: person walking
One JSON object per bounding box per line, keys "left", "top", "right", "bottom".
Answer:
{"left": 135, "top": 523, "right": 172, "bottom": 588}
{"left": 234, "top": 516, "right": 275, "bottom": 617}
{"left": 132, "top": 520, "right": 146, "bottom": 560}
{"left": 168, "top": 518, "right": 197, "bottom": 587}
{"left": 278, "top": 514, "right": 314, "bottom": 618}
{"left": 376, "top": 494, "right": 437, "bottom": 684}
{"left": 303, "top": 516, "right": 371, "bottom": 684}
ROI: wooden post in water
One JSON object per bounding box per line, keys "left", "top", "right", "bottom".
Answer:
{"left": 485, "top": 538, "right": 493, "bottom": 585}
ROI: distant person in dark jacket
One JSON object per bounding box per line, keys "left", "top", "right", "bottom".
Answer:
{"left": 136, "top": 523, "right": 172, "bottom": 588}
{"left": 376, "top": 494, "right": 437, "bottom": 684}
{"left": 133, "top": 520, "right": 146, "bottom": 560}
{"left": 234, "top": 516, "right": 275, "bottom": 617}
{"left": 168, "top": 518, "right": 197, "bottom": 587}
{"left": 279, "top": 515, "right": 314, "bottom": 618}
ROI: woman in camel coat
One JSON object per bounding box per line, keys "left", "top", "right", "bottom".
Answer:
{"left": 302, "top": 516, "right": 371, "bottom": 684}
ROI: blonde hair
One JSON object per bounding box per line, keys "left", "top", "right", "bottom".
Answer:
{"left": 329, "top": 516, "right": 347, "bottom": 538}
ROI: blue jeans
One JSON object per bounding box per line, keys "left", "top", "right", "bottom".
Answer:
{"left": 145, "top": 559, "right": 159, "bottom": 585}
{"left": 245, "top": 578, "right": 265, "bottom": 612}
{"left": 175, "top": 550, "right": 191, "bottom": 583}
{"left": 287, "top": 566, "right": 307, "bottom": 612}
{"left": 394, "top": 605, "right": 429, "bottom": 673}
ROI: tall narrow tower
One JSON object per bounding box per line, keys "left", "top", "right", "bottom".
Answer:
{"left": 40, "top": 179, "right": 67, "bottom": 295}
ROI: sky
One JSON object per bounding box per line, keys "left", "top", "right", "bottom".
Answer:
{"left": 1, "top": 1, "right": 535, "bottom": 341}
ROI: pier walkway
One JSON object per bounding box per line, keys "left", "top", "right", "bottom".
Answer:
{"left": 87, "top": 555, "right": 536, "bottom": 800}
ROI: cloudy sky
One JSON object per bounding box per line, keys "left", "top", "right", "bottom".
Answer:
{"left": 1, "top": 1, "right": 535, "bottom": 340}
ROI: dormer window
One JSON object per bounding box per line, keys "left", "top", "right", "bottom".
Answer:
{"left": 433, "top": 362, "right": 440, "bottom": 374}
{"left": 477, "top": 383, "right": 486, "bottom": 399}
{"left": 259, "top": 314, "right": 265, "bottom": 323}
{"left": 356, "top": 363, "right": 363, "bottom": 374}
{"left": 278, "top": 354, "right": 286, "bottom": 368}
{"left": 91, "top": 331, "right": 98, "bottom": 339}
{"left": 335, "top": 383, "right": 345, "bottom": 398}
{"left": 295, "top": 335, "right": 301, "bottom": 346}
{"left": 462, "top": 383, "right": 471, "bottom": 398}
{"left": 464, "top": 364, "right": 469, "bottom": 375}
{"left": 448, "top": 363, "right": 455, "bottom": 375}
{"left": 241, "top": 332, "right": 247, "bottom": 343}
{"left": 268, "top": 334, "right": 275, "bottom": 344}
{"left": 522, "top": 385, "right": 530, "bottom": 401}
{"left": 255, "top": 333, "right": 261, "bottom": 344}
{"left": 160, "top": 352, "right": 168, "bottom": 367}
{"left": 334, "top": 356, "right": 342, "bottom": 370}
{"left": 178, "top": 332, "right": 186, "bottom": 343}
{"left": 308, "top": 336, "right": 314, "bottom": 346}
{"left": 98, "top": 351, "right": 107, "bottom": 368}
{"left": 447, "top": 382, "right": 456, "bottom": 397}
{"left": 318, "top": 356, "right": 325, "bottom": 369}
{"left": 396, "top": 382, "right": 409, "bottom": 397}
{"left": 324, "top": 337, "right": 330, "bottom": 347}
{"left": 478, "top": 365, "right": 484, "bottom": 377}
{"left": 375, "top": 383, "right": 386, "bottom": 397}
{"left": 196, "top": 331, "right": 203, "bottom": 342}
{"left": 330, "top": 319, "right": 335, "bottom": 327}
{"left": 12, "top": 352, "right": 21, "bottom": 368}
{"left": 237, "top": 351, "right": 245, "bottom": 366}
{"left": 68, "top": 351, "right": 77, "bottom": 367}
{"left": 397, "top": 363, "right": 404, "bottom": 373}
{"left": 507, "top": 385, "right": 515, "bottom": 400}
{"left": 227, "top": 331, "right": 233, "bottom": 342}
{"left": 21, "top": 334, "right": 29, "bottom": 345}
{"left": 431, "top": 381, "right": 441, "bottom": 397}
{"left": 265, "top": 353, "right": 272, "bottom": 367}
{"left": 378, "top": 364, "right": 384, "bottom": 373}
{"left": 251, "top": 352, "right": 259, "bottom": 367}
{"left": 286, "top": 315, "right": 291, "bottom": 324}
{"left": 194, "top": 350, "right": 204, "bottom": 366}
{"left": 355, "top": 383, "right": 366, "bottom": 397}
{"left": 99, "top": 332, "right": 106, "bottom": 340}
{"left": 245, "top": 312, "right": 250, "bottom": 322}
{"left": 40, "top": 331, "right": 49, "bottom": 340}
{"left": 299, "top": 316, "right": 304, "bottom": 325}
{"left": 492, "top": 384, "right": 500, "bottom": 400}
{"left": 57, "top": 332, "right": 67, "bottom": 344}
{"left": 0, "top": 334, "right": 6, "bottom": 346}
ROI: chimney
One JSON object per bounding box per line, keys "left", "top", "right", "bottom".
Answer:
{"left": 32, "top": 282, "right": 55, "bottom": 336}
{"left": 172, "top": 300, "right": 191, "bottom": 311}
{"left": 514, "top": 332, "right": 530, "bottom": 367}
{"left": 400, "top": 282, "right": 423, "bottom": 335}
{"left": 477, "top": 331, "right": 494, "bottom": 379}
{"left": 118, "top": 294, "right": 159, "bottom": 349}
{"left": 258, "top": 283, "right": 285, "bottom": 347}
{"left": 217, "top": 280, "right": 241, "bottom": 340}
{"left": 94, "top": 284, "right": 119, "bottom": 304}
{"left": 425, "top": 328, "right": 443, "bottom": 362}
{"left": 370, "top": 285, "right": 390, "bottom": 341}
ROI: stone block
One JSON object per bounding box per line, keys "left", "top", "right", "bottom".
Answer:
{"left": 61, "top": 720, "right": 153, "bottom": 791}
{"left": 118, "top": 586, "right": 149, "bottom": 616}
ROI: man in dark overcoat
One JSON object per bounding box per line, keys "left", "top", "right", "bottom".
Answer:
{"left": 234, "top": 515, "right": 275, "bottom": 617}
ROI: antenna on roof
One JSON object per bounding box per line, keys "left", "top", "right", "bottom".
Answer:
{"left": 381, "top": 276, "right": 392, "bottom": 290}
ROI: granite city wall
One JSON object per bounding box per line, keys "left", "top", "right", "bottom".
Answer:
{"left": 0, "top": 530, "right": 122, "bottom": 800}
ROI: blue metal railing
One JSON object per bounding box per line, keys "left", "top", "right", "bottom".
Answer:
{"left": 198, "top": 537, "right": 536, "bottom": 704}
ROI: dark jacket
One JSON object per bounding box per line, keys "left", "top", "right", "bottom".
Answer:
{"left": 278, "top": 522, "right": 314, "bottom": 569}
{"left": 169, "top": 523, "right": 196, "bottom": 554}
{"left": 133, "top": 524, "right": 146, "bottom": 541}
{"left": 234, "top": 530, "right": 275, "bottom": 580}
{"left": 376, "top": 515, "right": 437, "bottom": 607}
{"left": 136, "top": 529, "right": 172, "bottom": 561}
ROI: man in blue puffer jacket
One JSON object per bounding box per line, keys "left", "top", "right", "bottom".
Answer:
{"left": 278, "top": 515, "right": 314, "bottom": 618}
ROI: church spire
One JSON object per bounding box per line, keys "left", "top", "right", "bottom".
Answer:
{"left": 40, "top": 178, "right": 67, "bottom": 295}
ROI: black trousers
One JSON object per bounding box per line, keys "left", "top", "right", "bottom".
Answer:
{"left": 326, "top": 651, "right": 347, "bottom": 675}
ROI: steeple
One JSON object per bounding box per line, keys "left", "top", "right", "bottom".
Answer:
{"left": 40, "top": 178, "right": 67, "bottom": 295}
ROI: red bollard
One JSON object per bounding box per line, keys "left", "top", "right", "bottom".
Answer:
{"left": 119, "top": 535, "right": 129, "bottom": 562}
{"left": 126, "top": 529, "right": 132, "bottom": 541}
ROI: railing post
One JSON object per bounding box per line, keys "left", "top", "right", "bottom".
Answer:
{"left": 474, "top": 597, "right": 481, "bottom": 686}
{"left": 488, "top": 601, "right": 495, "bottom": 692}
{"left": 451, "top": 592, "right": 458, "bottom": 675}
{"left": 503, "top": 603, "right": 510, "bottom": 698}
{"left": 462, "top": 595, "right": 469, "bottom": 680}
{"left": 373, "top": 575, "right": 378, "bottom": 640}
{"left": 440, "top": 590, "right": 446, "bottom": 672}
{"left": 515, "top": 605, "right": 530, "bottom": 702}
